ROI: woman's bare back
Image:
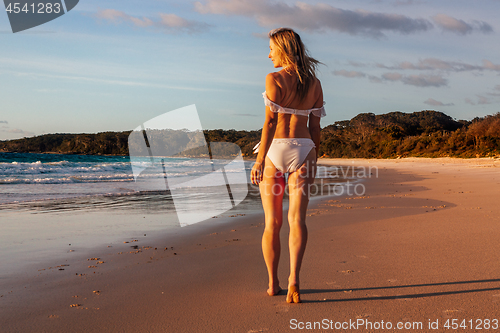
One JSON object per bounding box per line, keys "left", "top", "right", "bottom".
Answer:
{"left": 267, "top": 69, "right": 323, "bottom": 139}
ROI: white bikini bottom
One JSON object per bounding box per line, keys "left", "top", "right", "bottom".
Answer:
{"left": 266, "top": 138, "right": 316, "bottom": 174}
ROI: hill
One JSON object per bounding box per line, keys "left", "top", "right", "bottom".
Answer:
{"left": 0, "top": 111, "right": 499, "bottom": 158}
{"left": 320, "top": 111, "right": 499, "bottom": 158}
{"left": 0, "top": 132, "right": 131, "bottom": 155}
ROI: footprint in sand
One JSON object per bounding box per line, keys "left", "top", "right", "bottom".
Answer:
{"left": 326, "top": 281, "right": 341, "bottom": 288}
{"left": 443, "top": 309, "right": 462, "bottom": 317}
{"left": 275, "top": 303, "right": 290, "bottom": 313}
{"left": 356, "top": 314, "right": 371, "bottom": 319}
{"left": 341, "top": 270, "right": 355, "bottom": 274}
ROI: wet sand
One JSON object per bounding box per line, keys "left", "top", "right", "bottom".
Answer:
{"left": 1, "top": 157, "right": 499, "bottom": 332}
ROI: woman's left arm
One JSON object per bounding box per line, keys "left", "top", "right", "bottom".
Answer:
{"left": 309, "top": 115, "right": 321, "bottom": 159}
{"left": 309, "top": 81, "right": 323, "bottom": 159}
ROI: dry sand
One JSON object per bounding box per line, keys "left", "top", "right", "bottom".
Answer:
{"left": 1, "top": 157, "right": 499, "bottom": 332}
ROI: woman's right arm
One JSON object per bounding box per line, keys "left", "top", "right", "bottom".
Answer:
{"left": 251, "top": 73, "right": 281, "bottom": 185}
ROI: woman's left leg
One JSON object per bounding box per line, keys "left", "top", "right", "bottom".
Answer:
{"left": 285, "top": 148, "right": 317, "bottom": 303}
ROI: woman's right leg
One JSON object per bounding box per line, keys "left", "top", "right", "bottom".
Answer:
{"left": 260, "top": 157, "right": 285, "bottom": 296}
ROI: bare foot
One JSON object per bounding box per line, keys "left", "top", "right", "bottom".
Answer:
{"left": 267, "top": 285, "right": 282, "bottom": 296}
{"left": 286, "top": 285, "right": 301, "bottom": 303}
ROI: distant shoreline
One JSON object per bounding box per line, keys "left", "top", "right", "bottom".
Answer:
{"left": 2, "top": 150, "right": 499, "bottom": 161}
{"left": 0, "top": 150, "right": 129, "bottom": 157}
{"left": 1, "top": 110, "right": 499, "bottom": 158}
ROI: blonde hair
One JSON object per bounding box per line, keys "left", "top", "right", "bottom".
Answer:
{"left": 268, "top": 27, "right": 321, "bottom": 100}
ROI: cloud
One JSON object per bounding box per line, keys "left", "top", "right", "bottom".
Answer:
{"left": 475, "top": 21, "right": 494, "bottom": 34}
{"left": 334, "top": 69, "right": 447, "bottom": 87}
{"left": 18, "top": 71, "right": 221, "bottom": 92}
{"left": 158, "top": 13, "right": 206, "bottom": 30}
{"left": 403, "top": 58, "right": 458, "bottom": 70}
{"left": 432, "top": 14, "right": 493, "bottom": 35}
{"left": 393, "top": 0, "right": 424, "bottom": 6}
{"left": 194, "top": 0, "right": 432, "bottom": 38}
{"left": 338, "top": 57, "right": 500, "bottom": 90}
{"left": 95, "top": 9, "right": 154, "bottom": 27}
{"left": 377, "top": 58, "right": 500, "bottom": 72}
{"left": 486, "top": 85, "right": 500, "bottom": 97}
{"left": 0, "top": 117, "right": 35, "bottom": 138}
{"left": 95, "top": 9, "right": 209, "bottom": 33}
{"left": 424, "top": 98, "right": 454, "bottom": 107}
{"left": 234, "top": 113, "right": 259, "bottom": 117}
{"left": 382, "top": 72, "right": 402, "bottom": 81}
{"left": 377, "top": 58, "right": 472, "bottom": 71}
{"left": 401, "top": 74, "right": 447, "bottom": 87}
{"left": 432, "top": 14, "right": 471, "bottom": 34}
{"left": 482, "top": 60, "right": 500, "bottom": 71}
{"left": 333, "top": 70, "right": 366, "bottom": 78}
{"left": 0, "top": 127, "right": 35, "bottom": 136}
{"left": 368, "top": 76, "right": 383, "bottom": 83}
{"left": 348, "top": 61, "right": 367, "bottom": 68}
{"left": 477, "top": 95, "right": 491, "bottom": 104}
{"left": 465, "top": 95, "right": 493, "bottom": 105}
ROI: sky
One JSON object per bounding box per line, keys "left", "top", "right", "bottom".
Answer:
{"left": 1, "top": 0, "right": 499, "bottom": 140}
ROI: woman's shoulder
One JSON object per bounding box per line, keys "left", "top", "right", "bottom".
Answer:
{"left": 314, "top": 77, "right": 324, "bottom": 104}
{"left": 265, "top": 72, "right": 284, "bottom": 102}
{"left": 311, "top": 75, "right": 323, "bottom": 90}
{"left": 266, "top": 71, "right": 286, "bottom": 87}
{"left": 311, "top": 76, "right": 322, "bottom": 89}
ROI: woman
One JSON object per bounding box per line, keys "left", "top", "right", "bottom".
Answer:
{"left": 251, "top": 27, "right": 325, "bottom": 303}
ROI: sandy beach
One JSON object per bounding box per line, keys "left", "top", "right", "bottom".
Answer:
{"left": 1, "top": 157, "right": 500, "bottom": 332}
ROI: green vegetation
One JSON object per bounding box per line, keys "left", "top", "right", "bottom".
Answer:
{"left": 320, "top": 111, "right": 500, "bottom": 158}
{"left": 0, "top": 132, "right": 131, "bottom": 155}
{"left": 1, "top": 111, "right": 499, "bottom": 158}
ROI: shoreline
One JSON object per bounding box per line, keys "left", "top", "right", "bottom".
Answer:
{"left": 3, "top": 149, "right": 500, "bottom": 159}
{"left": 1, "top": 157, "right": 499, "bottom": 332}
{"left": 0, "top": 151, "right": 130, "bottom": 157}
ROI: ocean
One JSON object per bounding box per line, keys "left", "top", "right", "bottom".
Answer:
{"left": 0, "top": 152, "right": 357, "bottom": 211}
{"left": 0, "top": 152, "right": 257, "bottom": 211}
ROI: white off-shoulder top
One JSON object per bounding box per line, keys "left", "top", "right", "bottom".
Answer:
{"left": 262, "top": 91, "right": 326, "bottom": 118}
